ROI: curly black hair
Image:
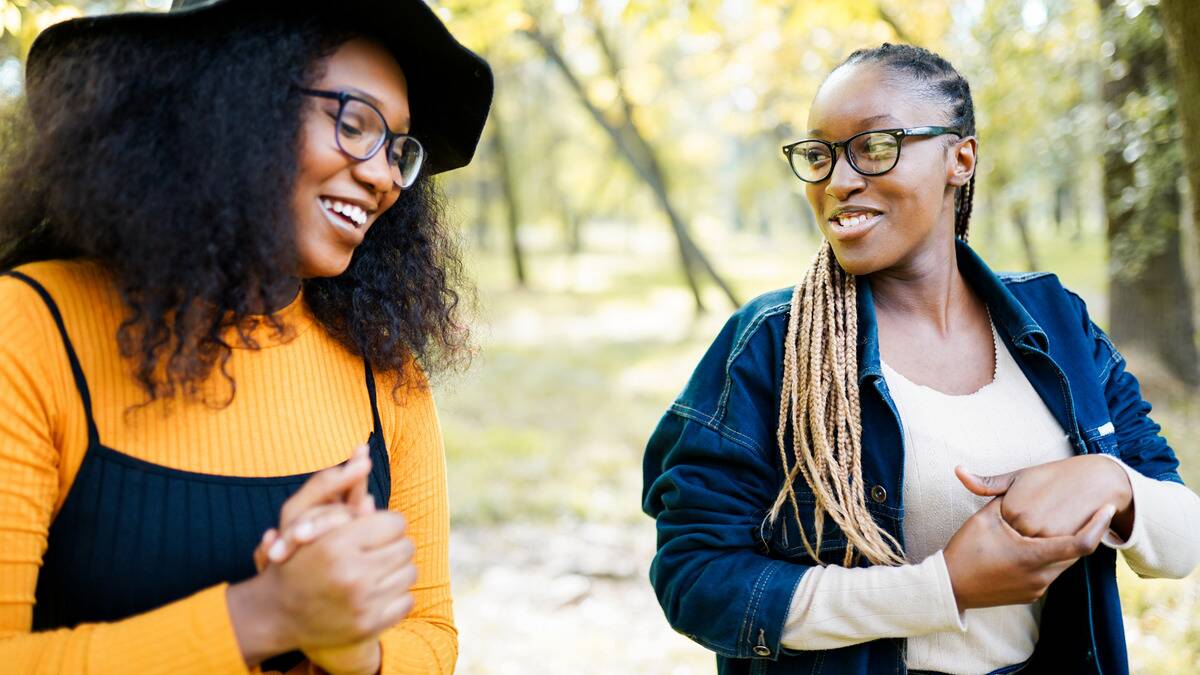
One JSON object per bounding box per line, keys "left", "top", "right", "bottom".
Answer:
{"left": 837, "top": 43, "right": 977, "bottom": 240}
{"left": 0, "top": 8, "right": 472, "bottom": 405}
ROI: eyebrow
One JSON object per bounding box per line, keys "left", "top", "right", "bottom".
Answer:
{"left": 344, "top": 86, "right": 412, "bottom": 131}
{"left": 808, "top": 114, "right": 900, "bottom": 137}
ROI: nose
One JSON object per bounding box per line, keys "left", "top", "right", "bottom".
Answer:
{"left": 824, "top": 148, "right": 866, "bottom": 201}
{"left": 351, "top": 144, "right": 396, "bottom": 195}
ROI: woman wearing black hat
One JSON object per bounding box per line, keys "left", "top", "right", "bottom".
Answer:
{"left": 0, "top": 1, "right": 491, "bottom": 673}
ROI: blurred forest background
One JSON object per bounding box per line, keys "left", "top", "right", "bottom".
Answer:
{"left": 3, "top": 0, "right": 1200, "bottom": 672}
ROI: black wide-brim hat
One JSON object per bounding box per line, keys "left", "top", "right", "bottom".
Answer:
{"left": 26, "top": 0, "right": 493, "bottom": 175}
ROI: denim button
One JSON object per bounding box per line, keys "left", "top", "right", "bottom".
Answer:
{"left": 753, "top": 645, "right": 771, "bottom": 657}
{"left": 870, "top": 485, "right": 887, "bottom": 503}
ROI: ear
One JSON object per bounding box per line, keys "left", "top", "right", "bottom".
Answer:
{"left": 947, "top": 136, "right": 977, "bottom": 188}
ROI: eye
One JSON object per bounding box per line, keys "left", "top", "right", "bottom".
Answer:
{"left": 338, "top": 119, "right": 365, "bottom": 138}
{"left": 803, "top": 148, "right": 831, "bottom": 166}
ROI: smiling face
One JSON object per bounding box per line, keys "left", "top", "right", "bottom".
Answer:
{"left": 804, "top": 63, "right": 975, "bottom": 276}
{"left": 292, "top": 37, "right": 411, "bottom": 279}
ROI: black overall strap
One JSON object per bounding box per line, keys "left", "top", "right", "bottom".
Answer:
{"left": 3, "top": 271, "right": 101, "bottom": 446}
{"left": 363, "top": 358, "right": 385, "bottom": 442}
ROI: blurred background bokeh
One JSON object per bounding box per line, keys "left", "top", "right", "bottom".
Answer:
{"left": 3, "top": 0, "right": 1200, "bottom": 672}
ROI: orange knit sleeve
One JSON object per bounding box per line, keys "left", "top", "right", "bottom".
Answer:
{"left": 0, "top": 275, "right": 250, "bottom": 674}
{"left": 377, "top": 375, "right": 457, "bottom": 674}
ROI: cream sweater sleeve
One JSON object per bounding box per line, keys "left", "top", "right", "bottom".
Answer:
{"left": 780, "top": 550, "right": 966, "bottom": 651}
{"left": 1097, "top": 454, "right": 1200, "bottom": 579}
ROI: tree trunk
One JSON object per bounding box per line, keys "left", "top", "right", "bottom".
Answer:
{"left": 1161, "top": 0, "right": 1200, "bottom": 325}
{"left": 1099, "top": 0, "right": 1199, "bottom": 386}
{"left": 522, "top": 25, "right": 741, "bottom": 312}
{"left": 1012, "top": 208, "right": 1040, "bottom": 272}
{"left": 490, "top": 112, "right": 527, "bottom": 287}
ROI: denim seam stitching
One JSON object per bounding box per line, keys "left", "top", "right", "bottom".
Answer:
{"left": 1088, "top": 321, "right": 1123, "bottom": 387}
{"left": 669, "top": 404, "right": 762, "bottom": 454}
{"left": 716, "top": 301, "right": 792, "bottom": 427}
{"left": 741, "top": 560, "right": 779, "bottom": 659}
{"left": 999, "top": 271, "right": 1054, "bottom": 284}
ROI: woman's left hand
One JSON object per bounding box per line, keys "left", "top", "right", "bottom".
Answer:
{"left": 957, "top": 455, "right": 1135, "bottom": 541}
{"left": 251, "top": 444, "right": 385, "bottom": 675}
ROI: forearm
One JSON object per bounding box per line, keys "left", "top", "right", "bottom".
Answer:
{"left": 378, "top": 618, "right": 457, "bottom": 675}
{"left": 780, "top": 550, "right": 965, "bottom": 651}
{"left": 1097, "top": 455, "right": 1200, "bottom": 579}
{"left": 0, "top": 584, "right": 250, "bottom": 674}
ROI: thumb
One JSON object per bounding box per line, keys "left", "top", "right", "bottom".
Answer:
{"left": 1034, "top": 503, "right": 1117, "bottom": 564}
{"left": 956, "top": 464, "right": 1017, "bottom": 496}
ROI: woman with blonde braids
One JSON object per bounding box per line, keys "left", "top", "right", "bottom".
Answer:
{"left": 643, "top": 43, "right": 1200, "bottom": 675}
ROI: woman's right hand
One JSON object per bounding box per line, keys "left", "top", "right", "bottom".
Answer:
{"left": 943, "top": 496, "right": 1115, "bottom": 612}
{"left": 227, "top": 450, "right": 417, "bottom": 666}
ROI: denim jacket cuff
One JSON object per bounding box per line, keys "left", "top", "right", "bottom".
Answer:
{"left": 739, "top": 559, "right": 807, "bottom": 661}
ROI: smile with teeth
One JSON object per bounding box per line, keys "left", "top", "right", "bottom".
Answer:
{"left": 320, "top": 198, "right": 369, "bottom": 228}
{"left": 831, "top": 212, "right": 881, "bottom": 228}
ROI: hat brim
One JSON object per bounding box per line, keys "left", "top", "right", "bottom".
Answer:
{"left": 26, "top": 0, "right": 493, "bottom": 175}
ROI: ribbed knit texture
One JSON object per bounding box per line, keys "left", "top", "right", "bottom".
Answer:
{"left": 0, "top": 259, "right": 455, "bottom": 674}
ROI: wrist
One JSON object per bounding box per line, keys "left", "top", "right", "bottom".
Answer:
{"left": 227, "top": 573, "right": 295, "bottom": 666}
{"left": 308, "top": 640, "right": 381, "bottom": 675}
{"left": 1094, "top": 455, "right": 1135, "bottom": 539}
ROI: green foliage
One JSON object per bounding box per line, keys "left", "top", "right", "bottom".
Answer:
{"left": 1100, "top": 0, "right": 1183, "bottom": 282}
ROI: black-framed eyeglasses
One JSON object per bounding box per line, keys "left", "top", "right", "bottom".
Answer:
{"left": 782, "top": 126, "right": 963, "bottom": 183}
{"left": 300, "top": 88, "right": 425, "bottom": 189}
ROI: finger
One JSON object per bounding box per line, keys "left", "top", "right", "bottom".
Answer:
{"left": 255, "top": 529, "right": 278, "bottom": 572}
{"left": 366, "top": 536, "right": 417, "bottom": 569}
{"left": 956, "top": 465, "right": 1017, "bottom": 497}
{"left": 290, "top": 504, "right": 358, "bottom": 544}
{"left": 279, "top": 445, "right": 372, "bottom": 527}
{"left": 346, "top": 443, "right": 372, "bottom": 511}
{"left": 373, "top": 593, "right": 415, "bottom": 632}
{"left": 330, "top": 510, "right": 408, "bottom": 551}
{"left": 1031, "top": 503, "right": 1117, "bottom": 563}
{"left": 375, "top": 562, "right": 419, "bottom": 598}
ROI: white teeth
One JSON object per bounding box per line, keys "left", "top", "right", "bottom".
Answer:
{"left": 833, "top": 213, "right": 877, "bottom": 227}
{"left": 320, "top": 198, "right": 369, "bottom": 227}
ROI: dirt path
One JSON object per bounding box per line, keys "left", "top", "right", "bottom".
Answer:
{"left": 452, "top": 520, "right": 713, "bottom": 674}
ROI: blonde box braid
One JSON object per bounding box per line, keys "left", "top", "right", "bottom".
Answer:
{"left": 769, "top": 43, "right": 977, "bottom": 568}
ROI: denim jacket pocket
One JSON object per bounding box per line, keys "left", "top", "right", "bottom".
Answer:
{"left": 757, "top": 495, "right": 848, "bottom": 564}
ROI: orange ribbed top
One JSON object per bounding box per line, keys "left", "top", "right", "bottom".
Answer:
{"left": 0, "top": 259, "right": 455, "bottom": 674}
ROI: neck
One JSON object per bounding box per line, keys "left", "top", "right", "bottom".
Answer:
{"left": 868, "top": 237, "right": 969, "bottom": 336}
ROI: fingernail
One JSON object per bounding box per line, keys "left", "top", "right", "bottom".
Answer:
{"left": 295, "top": 520, "right": 314, "bottom": 541}
{"left": 268, "top": 538, "right": 287, "bottom": 562}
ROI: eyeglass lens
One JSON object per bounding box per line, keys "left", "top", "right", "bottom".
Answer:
{"left": 336, "top": 97, "right": 424, "bottom": 188}
{"left": 789, "top": 132, "right": 901, "bottom": 182}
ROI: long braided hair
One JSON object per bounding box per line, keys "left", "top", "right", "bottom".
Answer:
{"left": 769, "top": 44, "right": 977, "bottom": 567}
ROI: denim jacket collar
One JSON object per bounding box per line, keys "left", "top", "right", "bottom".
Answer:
{"left": 856, "top": 239, "right": 1049, "bottom": 386}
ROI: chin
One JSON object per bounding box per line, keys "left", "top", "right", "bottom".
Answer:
{"left": 298, "top": 251, "right": 355, "bottom": 279}
{"left": 826, "top": 244, "right": 887, "bottom": 277}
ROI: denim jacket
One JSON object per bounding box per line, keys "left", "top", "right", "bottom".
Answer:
{"left": 642, "top": 240, "right": 1184, "bottom": 675}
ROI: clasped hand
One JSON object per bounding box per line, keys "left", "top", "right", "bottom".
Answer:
{"left": 943, "top": 455, "right": 1133, "bottom": 612}
{"left": 238, "top": 444, "right": 416, "bottom": 675}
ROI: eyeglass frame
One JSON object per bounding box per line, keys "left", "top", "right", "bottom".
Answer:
{"left": 781, "top": 126, "right": 964, "bottom": 184}
{"left": 299, "top": 87, "right": 425, "bottom": 189}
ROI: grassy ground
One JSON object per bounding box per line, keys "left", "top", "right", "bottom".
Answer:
{"left": 438, "top": 222, "right": 1200, "bottom": 673}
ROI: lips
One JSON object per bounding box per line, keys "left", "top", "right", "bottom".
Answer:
{"left": 826, "top": 208, "right": 883, "bottom": 242}
{"left": 317, "top": 197, "right": 366, "bottom": 244}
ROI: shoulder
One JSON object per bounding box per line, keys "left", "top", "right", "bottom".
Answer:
{"left": 2, "top": 258, "right": 117, "bottom": 309}
{"left": 667, "top": 287, "right": 794, "bottom": 449}
{"left": 0, "top": 258, "right": 124, "bottom": 368}
{"left": 997, "top": 268, "right": 1099, "bottom": 318}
